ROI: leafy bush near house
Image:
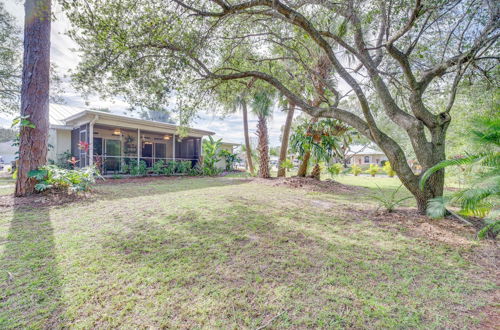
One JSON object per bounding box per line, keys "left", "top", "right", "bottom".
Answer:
{"left": 152, "top": 160, "right": 165, "bottom": 175}
{"left": 28, "top": 165, "right": 100, "bottom": 193}
{"left": 175, "top": 160, "right": 192, "bottom": 174}
{"left": 162, "top": 161, "right": 177, "bottom": 175}
{"left": 124, "top": 159, "right": 147, "bottom": 176}
{"left": 383, "top": 161, "right": 396, "bottom": 177}
{"left": 50, "top": 151, "right": 74, "bottom": 169}
{"left": 219, "top": 149, "right": 240, "bottom": 171}
{"left": 366, "top": 164, "right": 380, "bottom": 177}
{"left": 351, "top": 164, "right": 362, "bottom": 176}
{"left": 202, "top": 136, "right": 223, "bottom": 176}
{"left": 327, "top": 163, "right": 343, "bottom": 177}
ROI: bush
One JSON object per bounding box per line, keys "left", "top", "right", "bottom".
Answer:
{"left": 280, "top": 158, "right": 294, "bottom": 172}
{"left": 152, "top": 160, "right": 164, "bottom": 175}
{"left": 351, "top": 164, "right": 362, "bottom": 176}
{"left": 366, "top": 164, "right": 380, "bottom": 177}
{"left": 162, "top": 161, "right": 176, "bottom": 175}
{"left": 28, "top": 165, "right": 100, "bottom": 193}
{"left": 383, "top": 161, "right": 396, "bottom": 177}
{"left": 126, "top": 159, "right": 147, "bottom": 176}
{"left": 219, "top": 149, "right": 240, "bottom": 171}
{"left": 327, "top": 163, "right": 343, "bottom": 177}
{"left": 175, "top": 160, "right": 192, "bottom": 174}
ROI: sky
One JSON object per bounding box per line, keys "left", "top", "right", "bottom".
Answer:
{"left": 2, "top": 0, "right": 297, "bottom": 146}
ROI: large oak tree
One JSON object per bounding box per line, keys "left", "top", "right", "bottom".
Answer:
{"left": 63, "top": 0, "right": 499, "bottom": 212}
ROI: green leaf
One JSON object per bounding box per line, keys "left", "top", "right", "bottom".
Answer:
{"left": 28, "top": 169, "right": 48, "bottom": 180}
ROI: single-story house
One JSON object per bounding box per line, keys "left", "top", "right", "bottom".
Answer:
{"left": 48, "top": 103, "right": 216, "bottom": 174}
{"left": 345, "top": 145, "right": 388, "bottom": 166}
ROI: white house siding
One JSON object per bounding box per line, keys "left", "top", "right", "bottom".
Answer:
{"left": 47, "top": 128, "right": 72, "bottom": 162}
{"left": 216, "top": 144, "right": 234, "bottom": 169}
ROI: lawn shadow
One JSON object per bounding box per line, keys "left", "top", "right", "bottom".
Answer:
{"left": 0, "top": 201, "right": 64, "bottom": 328}
{"left": 95, "top": 176, "right": 253, "bottom": 202}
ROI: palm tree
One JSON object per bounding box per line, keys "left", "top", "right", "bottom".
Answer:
{"left": 251, "top": 90, "right": 274, "bottom": 178}
{"left": 420, "top": 117, "right": 499, "bottom": 237}
{"left": 277, "top": 99, "right": 295, "bottom": 177}
{"left": 233, "top": 93, "right": 255, "bottom": 175}
{"left": 291, "top": 119, "right": 348, "bottom": 180}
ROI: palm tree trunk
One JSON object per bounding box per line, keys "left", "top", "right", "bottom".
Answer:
{"left": 15, "top": 0, "right": 51, "bottom": 196}
{"left": 257, "top": 115, "right": 270, "bottom": 178}
{"left": 310, "top": 163, "right": 321, "bottom": 180}
{"left": 277, "top": 102, "right": 295, "bottom": 177}
{"left": 297, "top": 151, "right": 310, "bottom": 177}
{"left": 242, "top": 100, "right": 254, "bottom": 174}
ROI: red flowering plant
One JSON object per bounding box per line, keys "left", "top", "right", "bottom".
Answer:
{"left": 78, "top": 141, "right": 89, "bottom": 152}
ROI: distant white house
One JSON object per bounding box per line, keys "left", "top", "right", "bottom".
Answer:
{"left": 345, "top": 145, "right": 388, "bottom": 166}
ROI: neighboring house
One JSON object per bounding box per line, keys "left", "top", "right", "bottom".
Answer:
{"left": 345, "top": 145, "right": 388, "bottom": 166}
{"left": 0, "top": 141, "right": 17, "bottom": 165}
{"left": 216, "top": 142, "right": 240, "bottom": 170}
{"left": 47, "top": 104, "right": 217, "bottom": 174}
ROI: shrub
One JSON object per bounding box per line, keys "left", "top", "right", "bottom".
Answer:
{"left": 152, "top": 160, "right": 164, "bottom": 175}
{"left": 176, "top": 160, "right": 192, "bottom": 174}
{"left": 327, "top": 163, "right": 343, "bottom": 177}
{"left": 126, "top": 159, "right": 147, "bottom": 176}
{"left": 202, "top": 136, "right": 222, "bottom": 175}
{"left": 351, "top": 164, "right": 362, "bottom": 176}
{"left": 162, "top": 161, "right": 176, "bottom": 175}
{"left": 280, "top": 158, "right": 294, "bottom": 172}
{"left": 219, "top": 149, "right": 240, "bottom": 171}
{"left": 366, "top": 164, "right": 380, "bottom": 177}
{"left": 382, "top": 161, "right": 396, "bottom": 177}
{"left": 28, "top": 165, "right": 100, "bottom": 193}
{"left": 370, "top": 184, "right": 412, "bottom": 212}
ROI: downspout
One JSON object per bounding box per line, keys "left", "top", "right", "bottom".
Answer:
{"left": 88, "top": 115, "right": 99, "bottom": 166}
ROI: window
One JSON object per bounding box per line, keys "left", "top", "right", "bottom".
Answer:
{"left": 364, "top": 156, "right": 370, "bottom": 163}
{"left": 154, "top": 143, "right": 166, "bottom": 159}
{"left": 346, "top": 158, "right": 351, "bottom": 164}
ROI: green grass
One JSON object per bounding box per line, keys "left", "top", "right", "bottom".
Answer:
{"left": 0, "top": 176, "right": 495, "bottom": 328}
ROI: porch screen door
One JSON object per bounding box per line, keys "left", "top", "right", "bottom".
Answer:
{"left": 105, "top": 139, "right": 121, "bottom": 172}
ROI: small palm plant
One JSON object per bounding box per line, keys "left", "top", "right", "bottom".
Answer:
{"left": 420, "top": 117, "right": 499, "bottom": 238}
{"left": 371, "top": 184, "right": 412, "bottom": 212}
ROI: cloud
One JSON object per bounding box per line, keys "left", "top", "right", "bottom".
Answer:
{"left": 3, "top": 0, "right": 298, "bottom": 146}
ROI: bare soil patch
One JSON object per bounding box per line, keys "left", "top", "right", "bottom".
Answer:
{"left": 256, "top": 176, "right": 367, "bottom": 194}
{"left": 0, "top": 191, "right": 93, "bottom": 209}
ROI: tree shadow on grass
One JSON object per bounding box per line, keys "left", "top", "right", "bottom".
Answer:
{"left": 0, "top": 202, "right": 63, "bottom": 328}
{"left": 95, "top": 176, "right": 253, "bottom": 202}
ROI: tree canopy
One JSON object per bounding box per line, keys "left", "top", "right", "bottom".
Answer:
{"left": 62, "top": 0, "right": 499, "bottom": 211}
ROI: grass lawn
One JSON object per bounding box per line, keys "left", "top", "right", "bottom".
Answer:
{"left": 0, "top": 176, "right": 497, "bottom": 328}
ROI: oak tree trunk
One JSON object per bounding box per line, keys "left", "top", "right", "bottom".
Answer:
{"left": 277, "top": 102, "right": 295, "bottom": 177}
{"left": 15, "top": 0, "right": 51, "bottom": 197}
{"left": 241, "top": 100, "right": 255, "bottom": 175}
{"left": 256, "top": 115, "right": 270, "bottom": 178}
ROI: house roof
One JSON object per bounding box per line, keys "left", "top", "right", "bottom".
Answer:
{"left": 346, "top": 145, "right": 385, "bottom": 156}
{"left": 49, "top": 103, "right": 215, "bottom": 136}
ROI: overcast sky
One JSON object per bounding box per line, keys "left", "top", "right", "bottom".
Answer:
{"left": 3, "top": 0, "right": 297, "bottom": 146}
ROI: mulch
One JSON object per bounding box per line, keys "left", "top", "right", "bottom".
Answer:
{"left": 255, "top": 176, "right": 367, "bottom": 194}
